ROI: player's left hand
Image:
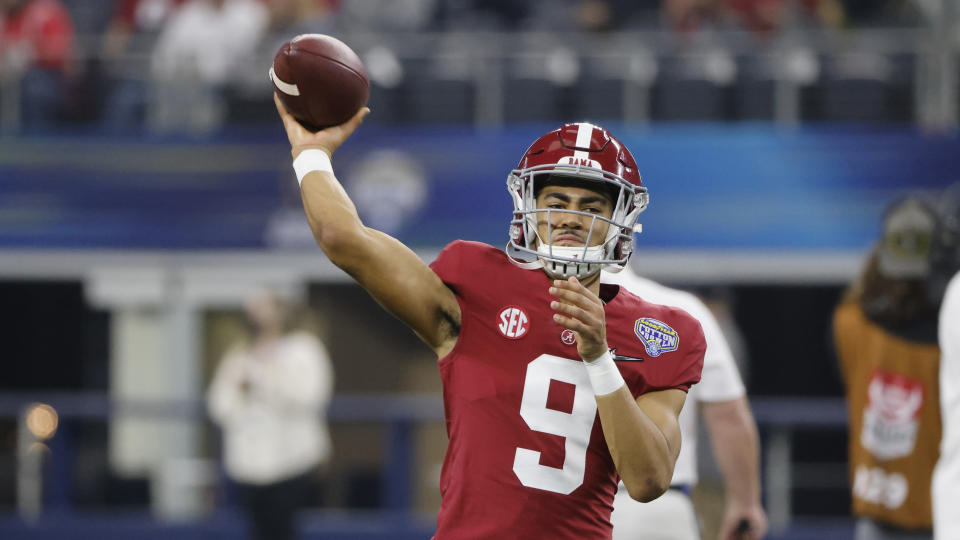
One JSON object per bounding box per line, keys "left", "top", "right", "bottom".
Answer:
{"left": 549, "top": 276, "right": 608, "bottom": 362}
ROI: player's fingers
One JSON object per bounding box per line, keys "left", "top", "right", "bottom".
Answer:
{"left": 273, "top": 92, "right": 295, "bottom": 124}
{"left": 549, "top": 282, "right": 602, "bottom": 313}
{"left": 552, "top": 312, "right": 589, "bottom": 334}
{"left": 552, "top": 277, "right": 602, "bottom": 304}
{"left": 274, "top": 93, "right": 307, "bottom": 138}
{"left": 549, "top": 289, "right": 601, "bottom": 314}
{"left": 567, "top": 276, "right": 603, "bottom": 302}
{"left": 338, "top": 106, "right": 370, "bottom": 137}
{"left": 550, "top": 299, "right": 599, "bottom": 326}
{"left": 553, "top": 309, "right": 606, "bottom": 345}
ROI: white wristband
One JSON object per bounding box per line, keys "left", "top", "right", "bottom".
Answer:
{"left": 292, "top": 149, "right": 333, "bottom": 186}
{"left": 584, "top": 351, "right": 625, "bottom": 396}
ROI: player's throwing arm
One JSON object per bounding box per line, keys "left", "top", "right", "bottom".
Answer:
{"left": 273, "top": 94, "right": 461, "bottom": 356}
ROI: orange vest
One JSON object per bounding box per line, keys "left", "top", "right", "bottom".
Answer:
{"left": 834, "top": 302, "right": 941, "bottom": 530}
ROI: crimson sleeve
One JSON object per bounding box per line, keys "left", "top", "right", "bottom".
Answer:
{"left": 429, "top": 240, "right": 467, "bottom": 291}
{"left": 649, "top": 316, "right": 706, "bottom": 393}
{"left": 670, "top": 327, "right": 705, "bottom": 392}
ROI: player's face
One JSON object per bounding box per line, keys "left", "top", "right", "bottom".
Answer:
{"left": 534, "top": 185, "right": 613, "bottom": 248}
{"left": 243, "top": 294, "right": 282, "bottom": 333}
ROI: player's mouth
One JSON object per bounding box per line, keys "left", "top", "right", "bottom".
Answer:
{"left": 552, "top": 232, "right": 586, "bottom": 246}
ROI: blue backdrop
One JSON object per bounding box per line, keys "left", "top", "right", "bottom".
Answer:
{"left": 1, "top": 125, "right": 957, "bottom": 250}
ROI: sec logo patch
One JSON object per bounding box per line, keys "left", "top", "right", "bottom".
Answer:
{"left": 497, "top": 306, "right": 530, "bottom": 339}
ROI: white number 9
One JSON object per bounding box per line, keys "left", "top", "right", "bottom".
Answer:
{"left": 512, "top": 354, "right": 598, "bottom": 494}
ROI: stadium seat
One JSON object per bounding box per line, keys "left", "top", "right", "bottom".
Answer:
{"left": 357, "top": 44, "right": 407, "bottom": 125}
{"left": 734, "top": 55, "right": 777, "bottom": 121}
{"left": 404, "top": 55, "right": 476, "bottom": 125}
{"left": 502, "top": 41, "right": 579, "bottom": 123}
{"left": 573, "top": 55, "right": 628, "bottom": 122}
{"left": 651, "top": 51, "right": 735, "bottom": 122}
{"left": 816, "top": 52, "right": 913, "bottom": 123}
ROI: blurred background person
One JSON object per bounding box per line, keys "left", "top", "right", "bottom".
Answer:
{"left": 98, "top": 0, "right": 184, "bottom": 133}
{"left": 933, "top": 270, "right": 960, "bottom": 540}
{"left": 606, "top": 267, "right": 767, "bottom": 540}
{"left": 149, "top": 0, "right": 269, "bottom": 133}
{"left": 0, "top": 0, "right": 74, "bottom": 131}
{"left": 932, "top": 186, "right": 960, "bottom": 540}
{"left": 664, "top": 0, "right": 845, "bottom": 34}
{"left": 833, "top": 194, "right": 954, "bottom": 540}
{"left": 207, "top": 291, "right": 334, "bottom": 540}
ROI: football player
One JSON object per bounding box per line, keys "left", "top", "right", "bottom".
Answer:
{"left": 273, "top": 96, "right": 705, "bottom": 539}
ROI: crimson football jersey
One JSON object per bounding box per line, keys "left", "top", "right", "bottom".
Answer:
{"left": 429, "top": 241, "right": 705, "bottom": 540}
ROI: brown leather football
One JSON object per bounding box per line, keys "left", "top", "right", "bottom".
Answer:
{"left": 270, "top": 34, "right": 369, "bottom": 131}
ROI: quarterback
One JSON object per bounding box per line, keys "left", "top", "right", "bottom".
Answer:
{"left": 273, "top": 96, "right": 705, "bottom": 539}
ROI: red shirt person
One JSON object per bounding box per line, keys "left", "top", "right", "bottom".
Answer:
{"left": 272, "top": 98, "right": 706, "bottom": 539}
{"left": 0, "top": 0, "right": 74, "bottom": 73}
{"left": 0, "top": 0, "right": 74, "bottom": 128}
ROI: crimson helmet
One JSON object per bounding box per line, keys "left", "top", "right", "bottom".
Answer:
{"left": 506, "top": 122, "right": 649, "bottom": 279}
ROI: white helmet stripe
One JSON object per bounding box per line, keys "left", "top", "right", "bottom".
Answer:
{"left": 573, "top": 122, "right": 595, "bottom": 160}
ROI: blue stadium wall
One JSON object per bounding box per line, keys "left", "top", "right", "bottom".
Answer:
{"left": 0, "top": 125, "right": 957, "bottom": 252}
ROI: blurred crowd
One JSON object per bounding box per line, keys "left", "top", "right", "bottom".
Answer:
{"left": 0, "top": 0, "right": 937, "bottom": 134}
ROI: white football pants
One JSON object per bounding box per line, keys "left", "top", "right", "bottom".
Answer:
{"left": 611, "top": 486, "right": 701, "bottom": 540}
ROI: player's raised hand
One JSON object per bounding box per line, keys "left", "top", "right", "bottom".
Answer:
{"left": 274, "top": 92, "right": 370, "bottom": 159}
{"left": 549, "top": 276, "right": 608, "bottom": 362}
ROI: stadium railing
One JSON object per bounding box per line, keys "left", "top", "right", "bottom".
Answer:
{"left": 0, "top": 391, "right": 851, "bottom": 539}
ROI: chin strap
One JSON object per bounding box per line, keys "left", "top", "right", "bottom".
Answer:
{"left": 505, "top": 243, "right": 614, "bottom": 280}
{"left": 505, "top": 242, "right": 544, "bottom": 270}
{"left": 536, "top": 244, "right": 603, "bottom": 280}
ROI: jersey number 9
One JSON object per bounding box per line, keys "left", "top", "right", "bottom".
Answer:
{"left": 513, "top": 354, "right": 598, "bottom": 494}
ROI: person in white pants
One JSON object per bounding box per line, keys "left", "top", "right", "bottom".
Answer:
{"left": 934, "top": 271, "right": 960, "bottom": 540}
{"left": 605, "top": 267, "right": 768, "bottom": 540}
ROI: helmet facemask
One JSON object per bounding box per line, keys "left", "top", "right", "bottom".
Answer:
{"left": 506, "top": 163, "right": 649, "bottom": 280}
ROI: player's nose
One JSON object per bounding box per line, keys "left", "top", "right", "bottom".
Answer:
{"left": 556, "top": 210, "right": 589, "bottom": 230}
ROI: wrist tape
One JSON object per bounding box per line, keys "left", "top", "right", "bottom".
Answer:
{"left": 292, "top": 149, "right": 333, "bottom": 186}
{"left": 584, "top": 350, "right": 625, "bottom": 396}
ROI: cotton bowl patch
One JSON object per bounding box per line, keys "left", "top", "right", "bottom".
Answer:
{"left": 634, "top": 318, "right": 679, "bottom": 357}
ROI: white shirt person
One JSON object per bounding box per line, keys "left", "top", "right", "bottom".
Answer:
{"left": 207, "top": 293, "right": 333, "bottom": 540}
{"left": 934, "top": 271, "right": 960, "bottom": 540}
{"left": 604, "top": 268, "right": 767, "bottom": 540}
{"left": 208, "top": 328, "right": 333, "bottom": 484}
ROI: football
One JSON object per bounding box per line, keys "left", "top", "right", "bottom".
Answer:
{"left": 270, "top": 34, "right": 370, "bottom": 131}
